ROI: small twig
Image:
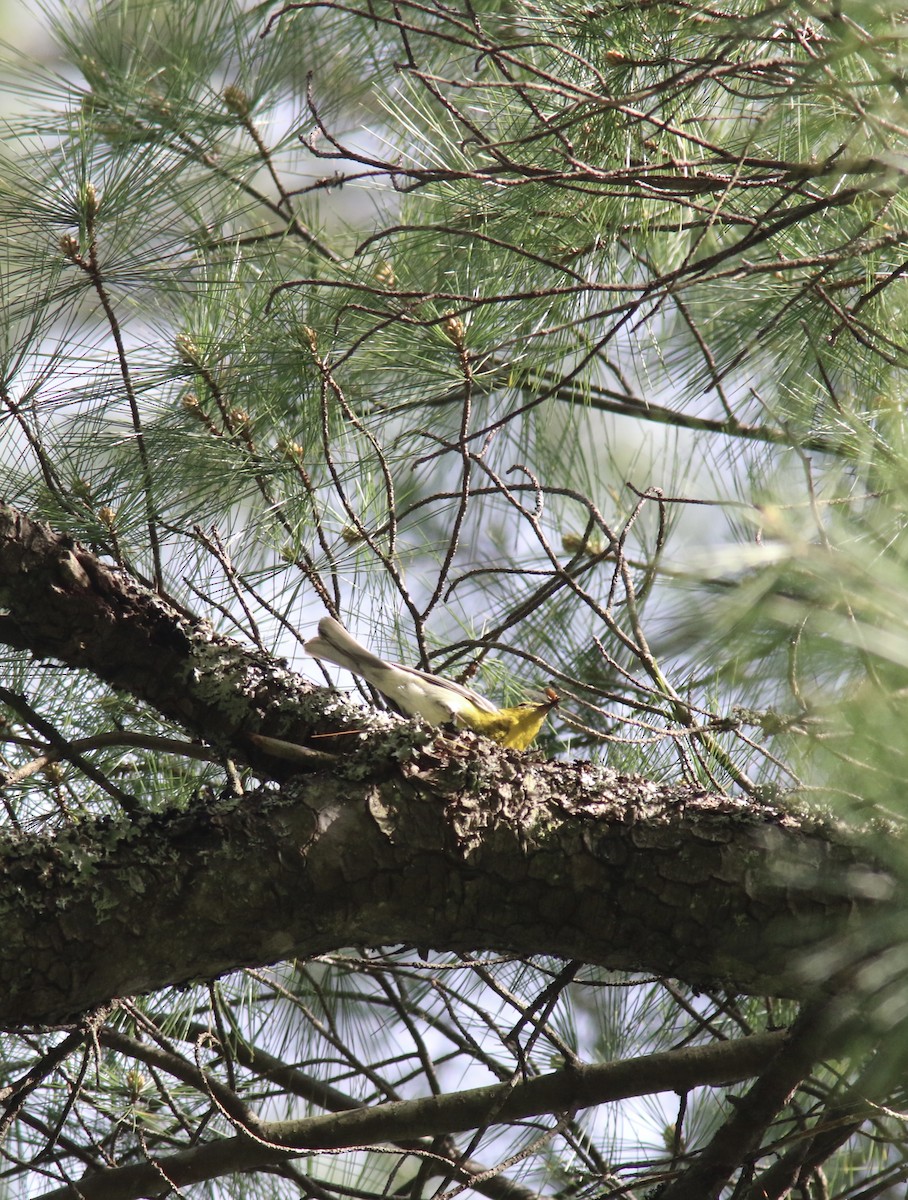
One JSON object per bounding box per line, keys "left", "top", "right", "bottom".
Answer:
{"left": 246, "top": 732, "right": 338, "bottom": 767}
{"left": 60, "top": 189, "right": 164, "bottom": 592}
{"left": 0, "top": 688, "right": 141, "bottom": 816}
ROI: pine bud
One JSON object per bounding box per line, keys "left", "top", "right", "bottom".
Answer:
{"left": 223, "top": 85, "right": 250, "bottom": 117}
{"left": 59, "top": 234, "right": 80, "bottom": 260}
{"left": 278, "top": 437, "right": 306, "bottom": 460}
{"left": 176, "top": 334, "right": 201, "bottom": 365}
{"left": 562, "top": 531, "right": 607, "bottom": 557}
{"left": 442, "top": 313, "right": 465, "bottom": 346}
{"left": 82, "top": 181, "right": 99, "bottom": 219}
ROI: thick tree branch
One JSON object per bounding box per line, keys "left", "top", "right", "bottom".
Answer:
{"left": 0, "top": 763, "right": 891, "bottom": 1026}
{"left": 0, "top": 502, "right": 895, "bottom": 1027}
{"left": 0, "top": 503, "right": 363, "bottom": 766}
{"left": 37, "top": 1030, "right": 787, "bottom": 1200}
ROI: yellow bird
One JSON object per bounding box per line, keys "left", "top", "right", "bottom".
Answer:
{"left": 305, "top": 617, "right": 558, "bottom": 750}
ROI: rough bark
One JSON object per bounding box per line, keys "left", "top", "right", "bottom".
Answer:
{"left": 0, "top": 503, "right": 894, "bottom": 1027}
{"left": 0, "top": 502, "right": 361, "bottom": 764}
{"left": 0, "top": 755, "right": 889, "bottom": 1026}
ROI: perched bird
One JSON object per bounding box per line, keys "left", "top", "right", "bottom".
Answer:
{"left": 305, "top": 616, "right": 558, "bottom": 750}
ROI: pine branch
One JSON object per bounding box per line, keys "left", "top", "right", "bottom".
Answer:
{"left": 36, "top": 1031, "right": 787, "bottom": 1200}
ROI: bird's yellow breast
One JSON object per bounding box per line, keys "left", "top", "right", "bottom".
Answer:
{"left": 458, "top": 702, "right": 553, "bottom": 750}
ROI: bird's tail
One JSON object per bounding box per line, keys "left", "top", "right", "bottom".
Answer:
{"left": 304, "top": 616, "right": 391, "bottom": 676}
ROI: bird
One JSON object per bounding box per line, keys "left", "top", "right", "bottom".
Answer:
{"left": 305, "top": 616, "right": 558, "bottom": 750}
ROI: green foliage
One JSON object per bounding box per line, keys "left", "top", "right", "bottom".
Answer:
{"left": 1, "top": 0, "right": 908, "bottom": 1194}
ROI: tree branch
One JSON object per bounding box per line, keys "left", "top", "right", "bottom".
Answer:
{"left": 0, "top": 760, "right": 890, "bottom": 1026}
{"left": 0, "top": 502, "right": 894, "bottom": 1027}
{"left": 660, "top": 1000, "right": 838, "bottom": 1200}
{"left": 0, "top": 502, "right": 371, "bottom": 768}
{"left": 36, "top": 1030, "right": 787, "bottom": 1200}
